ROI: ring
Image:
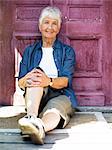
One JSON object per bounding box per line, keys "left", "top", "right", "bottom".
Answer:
{"left": 27, "top": 80, "right": 32, "bottom": 85}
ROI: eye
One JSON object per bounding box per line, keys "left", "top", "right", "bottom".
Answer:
{"left": 44, "top": 20, "right": 49, "bottom": 24}
{"left": 52, "top": 21, "right": 58, "bottom": 25}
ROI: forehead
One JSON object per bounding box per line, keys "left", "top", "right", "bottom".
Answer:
{"left": 42, "top": 17, "right": 59, "bottom": 22}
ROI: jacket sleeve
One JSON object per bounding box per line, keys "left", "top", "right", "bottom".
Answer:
{"left": 61, "top": 45, "right": 76, "bottom": 87}
{"left": 18, "top": 47, "right": 29, "bottom": 80}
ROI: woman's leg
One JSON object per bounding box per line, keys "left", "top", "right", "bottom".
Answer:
{"left": 40, "top": 95, "right": 74, "bottom": 132}
{"left": 41, "top": 110, "right": 61, "bottom": 132}
{"left": 18, "top": 87, "right": 46, "bottom": 144}
{"left": 25, "top": 87, "right": 43, "bottom": 117}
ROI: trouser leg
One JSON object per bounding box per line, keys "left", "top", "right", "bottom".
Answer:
{"left": 39, "top": 95, "right": 74, "bottom": 132}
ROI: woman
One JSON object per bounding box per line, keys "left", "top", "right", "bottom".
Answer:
{"left": 18, "top": 6, "right": 77, "bottom": 144}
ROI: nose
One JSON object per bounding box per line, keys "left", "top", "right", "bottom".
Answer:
{"left": 48, "top": 24, "right": 52, "bottom": 29}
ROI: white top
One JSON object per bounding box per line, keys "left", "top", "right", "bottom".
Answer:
{"left": 39, "top": 47, "right": 58, "bottom": 78}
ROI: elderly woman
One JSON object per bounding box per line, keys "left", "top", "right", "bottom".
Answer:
{"left": 18, "top": 6, "right": 77, "bottom": 144}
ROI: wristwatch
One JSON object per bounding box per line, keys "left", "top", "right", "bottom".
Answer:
{"left": 49, "top": 78, "right": 53, "bottom": 86}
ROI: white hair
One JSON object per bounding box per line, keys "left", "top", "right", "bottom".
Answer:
{"left": 39, "top": 6, "right": 62, "bottom": 26}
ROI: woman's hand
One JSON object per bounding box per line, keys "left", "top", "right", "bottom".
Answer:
{"left": 26, "top": 68, "right": 50, "bottom": 88}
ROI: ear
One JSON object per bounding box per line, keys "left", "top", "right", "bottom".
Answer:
{"left": 39, "top": 24, "right": 41, "bottom": 32}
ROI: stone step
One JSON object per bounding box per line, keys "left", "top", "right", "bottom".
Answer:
{"left": 0, "top": 106, "right": 110, "bottom": 129}
{"left": 0, "top": 106, "right": 111, "bottom": 150}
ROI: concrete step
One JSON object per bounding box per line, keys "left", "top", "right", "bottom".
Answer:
{"left": 0, "top": 106, "right": 112, "bottom": 150}
{"left": 103, "top": 113, "right": 112, "bottom": 123}
{"left": 0, "top": 106, "right": 110, "bottom": 129}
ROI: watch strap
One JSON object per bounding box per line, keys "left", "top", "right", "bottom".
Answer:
{"left": 49, "top": 78, "right": 53, "bottom": 86}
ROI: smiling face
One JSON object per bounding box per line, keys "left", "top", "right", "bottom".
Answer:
{"left": 39, "top": 17, "right": 61, "bottom": 40}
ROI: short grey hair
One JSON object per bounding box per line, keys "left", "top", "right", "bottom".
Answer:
{"left": 39, "top": 6, "right": 62, "bottom": 26}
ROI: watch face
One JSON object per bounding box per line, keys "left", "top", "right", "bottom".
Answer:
{"left": 50, "top": 81, "right": 53, "bottom": 86}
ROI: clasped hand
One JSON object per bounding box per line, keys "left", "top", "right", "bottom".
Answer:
{"left": 25, "top": 68, "right": 49, "bottom": 87}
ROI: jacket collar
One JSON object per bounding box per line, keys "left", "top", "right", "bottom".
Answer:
{"left": 35, "top": 37, "right": 61, "bottom": 50}
{"left": 53, "top": 38, "right": 61, "bottom": 49}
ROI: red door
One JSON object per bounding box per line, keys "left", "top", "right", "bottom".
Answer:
{"left": 63, "top": 0, "right": 105, "bottom": 106}
{"left": 0, "top": 0, "right": 112, "bottom": 106}
{"left": 0, "top": 1, "right": 15, "bottom": 105}
{"left": 63, "top": 0, "right": 112, "bottom": 106}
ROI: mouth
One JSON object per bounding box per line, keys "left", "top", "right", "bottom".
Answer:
{"left": 46, "top": 31, "right": 53, "bottom": 34}
{"left": 45, "top": 32, "right": 54, "bottom": 36}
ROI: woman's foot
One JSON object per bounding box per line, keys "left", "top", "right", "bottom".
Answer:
{"left": 18, "top": 115, "right": 45, "bottom": 144}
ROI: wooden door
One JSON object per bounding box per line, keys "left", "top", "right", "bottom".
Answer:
{"left": 62, "top": 0, "right": 112, "bottom": 106}
{"left": 63, "top": 0, "right": 105, "bottom": 106}
{"left": 0, "top": 0, "right": 112, "bottom": 106}
{"left": 61, "top": 0, "right": 112, "bottom": 106}
{"left": 0, "top": 1, "right": 15, "bottom": 105}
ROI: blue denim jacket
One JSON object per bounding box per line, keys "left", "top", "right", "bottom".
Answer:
{"left": 19, "top": 38, "right": 77, "bottom": 107}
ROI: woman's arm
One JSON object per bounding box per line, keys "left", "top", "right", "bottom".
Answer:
{"left": 49, "top": 77, "right": 68, "bottom": 89}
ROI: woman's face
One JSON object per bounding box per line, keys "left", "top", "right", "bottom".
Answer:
{"left": 39, "top": 17, "right": 60, "bottom": 40}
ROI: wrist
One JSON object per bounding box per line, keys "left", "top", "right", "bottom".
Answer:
{"left": 49, "top": 78, "right": 53, "bottom": 87}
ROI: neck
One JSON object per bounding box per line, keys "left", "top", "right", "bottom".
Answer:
{"left": 42, "top": 37, "right": 56, "bottom": 48}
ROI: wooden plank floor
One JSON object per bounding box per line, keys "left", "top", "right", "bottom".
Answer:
{"left": 0, "top": 112, "right": 112, "bottom": 150}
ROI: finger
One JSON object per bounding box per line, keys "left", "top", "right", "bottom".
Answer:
{"left": 29, "top": 70, "right": 43, "bottom": 78}
{"left": 35, "top": 72, "right": 42, "bottom": 77}
{"left": 27, "top": 81, "right": 41, "bottom": 87}
{"left": 30, "top": 71, "right": 43, "bottom": 77}
{"left": 27, "top": 85, "right": 39, "bottom": 87}
{"left": 35, "top": 77, "right": 42, "bottom": 82}
{"left": 31, "top": 76, "right": 40, "bottom": 82}
{"left": 35, "top": 69, "right": 44, "bottom": 74}
{"left": 26, "top": 80, "right": 32, "bottom": 85}
{"left": 26, "top": 72, "right": 38, "bottom": 79}
{"left": 32, "top": 81, "right": 41, "bottom": 85}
